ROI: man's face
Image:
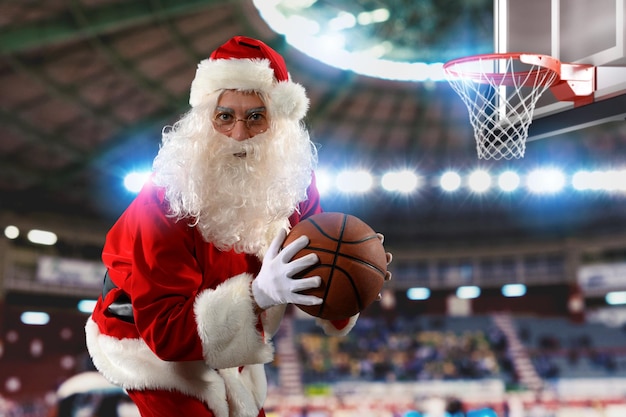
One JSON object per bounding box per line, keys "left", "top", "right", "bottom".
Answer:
{"left": 212, "top": 90, "right": 269, "bottom": 141}
{"left": 154, "top": 87, "right": 314, "bottom": 252}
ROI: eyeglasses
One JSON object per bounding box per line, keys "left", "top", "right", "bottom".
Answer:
{"left": 213, "top": 112, "right": 269, "bottom": 134}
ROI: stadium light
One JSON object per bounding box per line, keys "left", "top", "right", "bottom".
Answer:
{"left": 328, "top": 11, "right": 357, "bottom": 31}
{"left": 498, "top": 171, "right": 520, "bottom": 192}
{"left": 357, "top": 8, "right": 390, "bottom": 25}
{"left": 120, "top": 164, "right": 626, "bottom": 199}
{"left": 315, "top": 169, "right": 333, "bottom": 195}
{"left": 605, "top": 169, "right": 626, "bottom": 191}
{"left": 27, "top": 229, "right": 57, "bottom": 246}
{"left": 77, "top": 299, "right": 98, "bottom": 314}
{"left": 456, "top": 286, "right": 481, "bottom": 299}
{"left": 526, "top": 168, "right": 565, "bottom": 194}
{"left": 440, "top": 171, "right": 461, "bottom": 192}
{"left": 606, "top": 291, "right": 626, "bottom": 305}
{"left": 124, "top": 171, "right": 151, "bottom": 193}
{"left": 336, "top": 169, "right": 373, "bottom": 193}
{"left": 468, "top": 169, "right": 491, "bottom": 193}
{"left": 4, "top": 225, "right": 19, "bottom": 239}
{"left": 407, "top": 287, "right": 430, "bottom": 300}
{"left": 21, "top": 311, "right": 50, "bottom": 325}
{"left": 381, "top": 170, "right": 419, "bottom": 193}
{"left": 254, "top": 1, "right": 446, "bottom": 81}
{"left": 502, "top": 284, "right": 527, "bottom": 297}
{"left": 573, "top": 169, "right": 626, "bottom": 192}
{"left": 572, "top": 170, "right": 594, "bottom": 191}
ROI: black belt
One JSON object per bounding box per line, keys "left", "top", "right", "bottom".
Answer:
{"left": 102, "top": 271, "right": 135, "bottom": 324}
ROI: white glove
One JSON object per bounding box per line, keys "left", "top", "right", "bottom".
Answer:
{"left": 252, "top": 229, "right": 323, "bottom": 310}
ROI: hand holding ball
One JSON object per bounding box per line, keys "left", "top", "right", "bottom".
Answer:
{"left": 282, "top": 212, "right": 388, "bottom": 320}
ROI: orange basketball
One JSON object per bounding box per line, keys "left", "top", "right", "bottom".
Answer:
{"left": 282, "top": 212, "right": 387, "bottom": 320}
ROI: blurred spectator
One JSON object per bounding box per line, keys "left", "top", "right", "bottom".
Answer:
{"left": 295, "top": 317, "right": 504, "bottom": 384}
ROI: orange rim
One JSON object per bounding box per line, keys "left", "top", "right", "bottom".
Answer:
{"left": 443, "top": 53, "right": 561, "bottom": 87}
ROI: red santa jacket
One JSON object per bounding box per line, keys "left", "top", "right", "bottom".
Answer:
{"left": 85, "top": 175, "right": 357, "bottom": 417}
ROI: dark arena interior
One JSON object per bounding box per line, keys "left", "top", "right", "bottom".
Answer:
{"left": 2, "top": 1, "right": 626, "bottom": 416}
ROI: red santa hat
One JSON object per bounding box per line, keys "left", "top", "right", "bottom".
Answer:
{"left": 189, "top": 36, "right": 309, "bottom": 121}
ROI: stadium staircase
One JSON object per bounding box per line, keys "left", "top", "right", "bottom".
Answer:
{"left": 492, "top": 313, "right": 544, "bottom": 392}
{"left": 275, "top": 317, "right": 304, "bottom": 396}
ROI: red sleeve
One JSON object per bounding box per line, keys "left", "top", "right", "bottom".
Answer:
{"left": 103, "top": 183, "right": 206, "bottom": 361}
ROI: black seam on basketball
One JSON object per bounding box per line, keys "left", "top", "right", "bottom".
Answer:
{"left": 306, "top": 239, "right": 386, "bottom": 275}
{"left": 307, "top": 263, "right": 365, "bottom": 314}
{"left": 338, "top": 253, "right": 386, "bottom": 277}
{"left": 306, "top": 218, "right": 343, "bottom": 243}
{"left": 323, "top": 215, "right": 347, "bottom": 316}
{"left": 341, "top": 235, "right": 379, "bottom": 244}
{"left": 303, "top": 246, "right": 341, "bottom": 255}
{"left": 304, "top": 246, "right": 386, "bottom": 279}
{"left": 325, "top": 264, "right": 364, "bottom": 312}
{"left": 307, "top": 214, "right": 347, "bottom": 317}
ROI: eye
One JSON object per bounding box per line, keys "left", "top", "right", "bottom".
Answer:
{"left": 247, "top": 112, "right": 266, "bottom": 122}
{"left": 215, "top": 112, "right": 234, "bottom": 122}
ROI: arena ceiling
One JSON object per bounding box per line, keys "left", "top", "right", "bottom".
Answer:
{"left": 2, "top": 0, "right": 626, "bottom": 249}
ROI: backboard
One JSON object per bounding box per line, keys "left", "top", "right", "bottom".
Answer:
{"left": 495, "top": 0, "right": 626, "bottom": 140}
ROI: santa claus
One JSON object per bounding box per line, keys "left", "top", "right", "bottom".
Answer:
{"left": 85, "top": 36, "right": 382, "bottom": 417}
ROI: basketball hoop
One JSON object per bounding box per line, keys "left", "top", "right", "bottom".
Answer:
{"left": 444, "top": 53, "right": 594, "bottom": 160}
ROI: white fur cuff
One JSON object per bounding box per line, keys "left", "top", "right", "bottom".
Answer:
{"left": 194, "top": 273, "right": 274, "bottom": 369}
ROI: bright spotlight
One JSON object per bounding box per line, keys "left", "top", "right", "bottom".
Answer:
{"left": 318, "top": 33, "right": 346, "bottom": 51}
{"left": 21, "top": 311, "right": 50, "bottom": 326}
{"left": 336, "top": 169, "right": 372, "bottom": 193}
{"left": 440, "top": 171, "right": 461, "bottom": 192}
{"left": 526, "top": 168, "right": 565, "bottom": 194}
{"left": 328, "top": 11, "right": 356, "bottom": 31}
{"left": 315, "top": 169, "right": 333, "bottom": 195}
{"left": 381, "top": 170, "right": 419, "bottom": 193}
{"left": 572, "top": 170, "right": 625, "bottom": 191}
{"left": 286, "top": 15, "right": 320, "bottom": 36}
{"left": 124, "top": 171, "right": 151, "bottom": 193}
{"left": 4, "top": 225, "right": 19, "bottom": 239}
{"left": 27, "top": 229, "right": 57, "bottom": 246}
{"left": 572, "top": 170, "right": 593, "bottom": 191}
{"left": 502, "top": 284, "right": 526, "bottom": 297}
{"left": 357, "top": 8, "right": 390, "bottom": 25}
{"left": 407, "top": 287, "right": 430, "bottom": 300}
{"left": 600, "top": 169, "right": 626, "bottom": 191}
{"left": 77, "top": 299, "right": 98, "bottom": 314}
{"left": 583, "top": 170, "right": 626, "bottom": 192}
{"left": 456, "top": 286, "right": 481, "bottom": 299}
{"left": 606, "top": 291, "right": 626, "bottom": 305}
{"left": 468, "top": 169, "right": 491, "bottom": 193}
{"left": 498, "top": 171, "right": 520, "bottom": 192}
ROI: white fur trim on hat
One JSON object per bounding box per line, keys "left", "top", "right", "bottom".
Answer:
{"left": 189, "top": 58, "right": 309, "bottom": 121}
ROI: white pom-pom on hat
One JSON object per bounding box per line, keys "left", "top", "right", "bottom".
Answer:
{"left": 270, "top": 81, "right": 309, "bottom": 121}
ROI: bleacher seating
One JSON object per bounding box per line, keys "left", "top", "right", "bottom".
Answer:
{"left": 267, "top": 314, "right": 626, "bottom": 388}
{"left": 512, "top": 315, "right": 626, "bottom": 379}
{"left": 282, "top": 315, "right": 509, "bottom": 385}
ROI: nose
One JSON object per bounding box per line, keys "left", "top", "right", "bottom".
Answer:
{"left": 228, "top": 120, "right": 251, "bottom": 142}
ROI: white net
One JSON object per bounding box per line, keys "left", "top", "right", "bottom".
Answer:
{"left": 444, "top": 55, "right": 559, "bottom": 160}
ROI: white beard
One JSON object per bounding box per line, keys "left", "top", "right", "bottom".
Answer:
{"left": 152, "top": 102, "right": 317, "bottom": 256}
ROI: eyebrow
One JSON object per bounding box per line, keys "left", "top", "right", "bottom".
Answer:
{"left": 215, "top": 106, "right": 267, "bottom": 115}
